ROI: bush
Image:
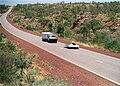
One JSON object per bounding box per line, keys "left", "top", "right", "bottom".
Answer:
{"left": 0, "top": 33, "right": 6, "bottom": 38}
{"left": 93, "top": 31, "right": 108, "bottom": 45}
{"left": 103, "top": 34, "right": 113, "bottom": 49}
{"left": 64, "top": 30, "right": 72, "bottom": 38}
{"left": 25, "top": 25, "right": 37, "bottom": 31}
{"left": 32, "top": 76, "right": 71, "bottom": 86}
{"left": 0, "top": 35, "right": 2, "bottom": 42}
{"left": 0, "top": 50, "right": 16, "bottom": 84}
{"left": 57, "top": 24, "right": 64, "bottom": 37}
{"left": 13, "top": 18, "right": 20, "bottom": 23}
{"left": 0, "top": 41, "right": 16, "bottom": 51}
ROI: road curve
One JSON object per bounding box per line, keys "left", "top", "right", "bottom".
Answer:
{"left": 0, "top": 7, "right": 120, "bottom": 85}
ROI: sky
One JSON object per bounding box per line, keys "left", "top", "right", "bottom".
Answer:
{"left": 0, "top": 0, "right": 119, "bottom": 5}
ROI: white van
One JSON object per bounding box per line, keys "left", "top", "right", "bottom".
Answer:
{"left": 41, "top": 32, "right": 57, "bottom": 43}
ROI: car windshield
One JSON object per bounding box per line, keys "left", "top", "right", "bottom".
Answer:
{"left": 72, "top": 43, "right": 76, "bottom": 45}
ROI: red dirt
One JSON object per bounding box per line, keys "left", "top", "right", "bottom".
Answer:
{"left": 0, "top": 24, "right": 118, "bottom": 86}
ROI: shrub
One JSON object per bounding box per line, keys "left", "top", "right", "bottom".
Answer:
{"left": 32, "top": 76, "right": 71, "bottom": 86}
{"left": 25, "top": 25, "right": 37, "bottom": 31}
{"left": 57, "top": 24, "right": 64, "bottom": 37}
{"left": 0, "top": 34, "right": 2, "bottom": 42}
{"left": 64, "top": 29, "right": 72, "bottom": 38}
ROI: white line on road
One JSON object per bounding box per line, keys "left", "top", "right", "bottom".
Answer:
{"left": 95, "top": 60, "right": 103, "bottom": 63}
{"left": 74, "top": 52, "right": 80, "bottom": 55}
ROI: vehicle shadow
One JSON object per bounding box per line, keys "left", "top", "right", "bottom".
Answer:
{"left": 64, "top": 47, "right": 79, "bottom": 49}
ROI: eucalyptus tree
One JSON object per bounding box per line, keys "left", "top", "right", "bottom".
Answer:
{"left": 57, "top": 24, "right": 65, "bottom": 37}
{"left": 77, "top": 24, "right": 89, "bottom": 41}
{"left": 88, "top": 19, "right": 102, "bottom": 33}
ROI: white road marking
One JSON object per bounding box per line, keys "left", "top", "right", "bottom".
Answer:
{"left": 74, "top": 52, "right": 80, "bottom": 55}
{"left": 95, "top": 60, "right": 103, "bottom": 63}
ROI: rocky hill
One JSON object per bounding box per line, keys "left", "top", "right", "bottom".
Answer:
{"left": 9, "top": 1, "right": 120, "bottom": 53}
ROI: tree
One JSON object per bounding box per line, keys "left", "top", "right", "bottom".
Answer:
{"left": 78, "top": 24, "right": 89, "bottom": 40}
{"left": 0, "top": 34, "right": 2, "bottom": 42}
{"left": 47, "top": 22, "right": 53, "bottom": 31}
{"left": 88, "top": 19, "right": 102, "bottom": 33}
{"left": 103, "top": 33, "right": 113, "bottom": 51}
{"left": 38, "top": 18, "right": 50, "bottom": 28}
{"left": 93, "top": 31, "right": 108, "bottom": 45}
{"left": 57, "top": 24, "right": 64, "bottom": 37}
{"left": 89, "top": 5, "right": 99, "bottom": 15}
{"left": 0, "top": 5, "right": 8, "bottom": 13}
{"left": 64, "top": 29, "right": 72, "bottom": 38}
{"left": 108, "top": 16, "right": 117, "bottom": 22}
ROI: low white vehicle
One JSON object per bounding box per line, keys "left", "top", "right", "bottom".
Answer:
{"left": 65, "top": 43, "right": 79, "bottom": 49}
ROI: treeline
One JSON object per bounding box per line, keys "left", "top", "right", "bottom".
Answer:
{"left": 9, "top": 1, "right": 120, "bottom": 53}
{"left": 0, "top": 5, "right": 8, "bottom": 13}
{"left": 0, "top": 34, "right": 71, "bottom": 86}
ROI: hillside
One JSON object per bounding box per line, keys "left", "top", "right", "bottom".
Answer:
{"left": 0, "top": 28, "right": 71, "bottom": 86}
{"left": 9, "top": 1, "right": 120, "bottom": 53}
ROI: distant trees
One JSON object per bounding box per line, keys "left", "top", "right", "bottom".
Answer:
{"left": 38, "top": 18, "right": 50, "bottom": 28}
{"left": 0, "top": 5, "right": 8, "bottom": 13}
{"left": 108, "top": 16, "right": 117, "bottom": 22}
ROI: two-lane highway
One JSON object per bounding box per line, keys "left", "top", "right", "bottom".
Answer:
{"left": 0, "top": 7, "right": 120, "bottom": 85}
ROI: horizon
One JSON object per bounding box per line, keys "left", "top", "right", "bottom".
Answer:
{"left": 0, "top": 0, "right": 119, "bottom": 5}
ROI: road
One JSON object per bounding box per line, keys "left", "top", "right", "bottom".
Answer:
{"left": 0, "top": 7, "right": 120, "bottom": 85}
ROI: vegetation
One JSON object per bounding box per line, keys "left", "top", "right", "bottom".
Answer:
{"left": 0, "top": 5, "right": 8, "bottom": 14}
{"left": 9, "top": 1, "right": 120, "bottom": 53}
{"left": 0, "top": 34, "right": 71, "bottom": 86}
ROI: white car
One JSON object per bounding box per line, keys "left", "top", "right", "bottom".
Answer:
{"left": 65, "top": 43, "right": 79, "bottom": 49}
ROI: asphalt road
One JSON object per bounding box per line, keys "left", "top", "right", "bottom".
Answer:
{"left": 0, "top": 7, "right": 120, "bottom": 85}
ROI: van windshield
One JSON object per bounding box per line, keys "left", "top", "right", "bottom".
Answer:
{"left": 51, "top": 36, "right": 56, "bottom": 37}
